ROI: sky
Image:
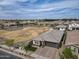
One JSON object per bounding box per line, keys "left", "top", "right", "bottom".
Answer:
{"left": 0, "top": 0, "right": 79, "bottom": 19}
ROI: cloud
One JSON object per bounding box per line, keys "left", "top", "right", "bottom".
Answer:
{"left": 17, "top": 0, "right": 29, "bottom": 2}
{"left": 17, "top": 0, "right": 37, "bottom": 3}
{"left": 16, "top": 0, "right": 79, "bottom": 12}
{"left": 0, "top": 0, "right": 15, "bottom": 5}
{"left": 0, "top": 0, "right": 79, "bottom": 19}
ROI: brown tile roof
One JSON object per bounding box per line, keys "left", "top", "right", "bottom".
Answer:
{"left": 65, "top": 31, "right": 79, "bottom": 45}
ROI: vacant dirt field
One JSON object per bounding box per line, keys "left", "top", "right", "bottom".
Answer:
{"left": 0, "top": 27, "right": 48, "bottom": 43}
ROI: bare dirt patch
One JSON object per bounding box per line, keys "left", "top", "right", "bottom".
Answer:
{"left": 0, "top": 27, "right": 48, "bottom": 43}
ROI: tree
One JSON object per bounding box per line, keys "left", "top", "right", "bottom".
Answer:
{"left": 5, "top": 39, "right": 14, "bottom": 47}
{"left": 63, "top": 48, "right": 73, "bottom": 59}
{"left": 16, "top": 21, "right": 20, "bottom": 26}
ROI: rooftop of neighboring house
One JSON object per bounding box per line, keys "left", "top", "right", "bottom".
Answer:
{"left": 65, "top": 31, "right": 79, "bottom": 46}
{"left": 63, "top": 21, "right": 70, "bottom": 24}
{"left": 69, "top": 23, "right": 79, "bottom": 27}
{"left": 56, "top": 25, "right": 67, "bottom": 28}
{"left": 31, "top": 46, "right": 58, "bottom": 59}
{"left": 74, "top": 21, "right": 79, "bottom": 24}
{"left": 3, "top": 23, "right": 16, "bottom": 26}
{"left": 32, "top": 30, "right": 64, "bottom": 43}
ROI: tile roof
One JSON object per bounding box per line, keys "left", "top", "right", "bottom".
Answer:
{"left": 65, "top": 31, "right": 79, "bottom": 45}
{"left": 56, "top": 25, "right": 67, "bottom": 28}
{"left": 32, "top": 30, "right": 64, "bottom": 43}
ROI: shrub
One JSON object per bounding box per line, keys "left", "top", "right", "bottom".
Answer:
{"left": 24, "top": 45, "right": 37, "bottom": 52}
{"left": 63, "top": 48, "right": 73, "bottom": 59}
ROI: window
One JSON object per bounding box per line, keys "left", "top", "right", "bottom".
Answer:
{"left": 76, "top": 28, "right": 79, "bottom": 30}
{"left": 33, "top": 40, "right": 40, "bottom": 45}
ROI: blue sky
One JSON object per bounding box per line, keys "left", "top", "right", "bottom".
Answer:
{"left": 0, "top": 0, "right": 79, "bottom": 19}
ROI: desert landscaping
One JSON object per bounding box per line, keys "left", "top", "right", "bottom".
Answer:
{"left": 0, "top": 27, "right": 48, "bottom": 43}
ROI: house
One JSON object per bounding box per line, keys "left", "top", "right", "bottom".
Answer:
{"left": 55, "top": 25, "right": 67, "bottom": 31}
{"left": 65, "top": 31, "right": 79, "bottom": 56}
{"left": 68, "top": 23, "right": 79, "bottom": 30}
{"left": 3, "top": 23, "right": 13, "bottom": 29}
{"left": 2, "top": 23, "right": 23, "bottom": 30}
{"left": 32, "top": 30, "right": 64, "bottom": 48}
{"left": 31, "top": 30, "right": 64, "bottom": 59}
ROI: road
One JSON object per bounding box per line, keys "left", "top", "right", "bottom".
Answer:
{"left": 0, "top": 50, "right": 22, "bottom": 59}
{"left": 0, "top": 48, "right": 30, "bottom": 59}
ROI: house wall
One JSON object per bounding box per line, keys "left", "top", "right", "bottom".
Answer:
{"left": 68, "top": 23, "right": 79, "bottom": 30}
{"left": 68, "top": 27, "right": 79, "bottom": 30}
{"left": 59, "top": 28, "right": 65, "bottom": 31}
{"left": 33, "top": 40, "right": 41, "bottom": 46}
{"left": 56, "top": 28, "right": 65, "bottom": 31}
{"left": 32, "top": 40, "right": 59, "bottom": 48}
{"left": 33, "top": 40, "right": 46, "bottom": 47}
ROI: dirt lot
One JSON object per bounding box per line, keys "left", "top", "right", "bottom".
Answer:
{"left": 0, "top": 27, "right": 48, "bottom": 43}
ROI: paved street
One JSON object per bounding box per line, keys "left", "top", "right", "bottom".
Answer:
{"left": 0, "top": 50, "right": 22, "bottom": 59}
{"left": 0, "top": 48, "right": 30, "bottom": 59}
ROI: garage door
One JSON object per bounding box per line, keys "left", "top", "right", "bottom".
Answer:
{"left": 45, "top": 41, "right": 59, "bottom": 48}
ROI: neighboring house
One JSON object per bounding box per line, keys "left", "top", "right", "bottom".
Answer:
{"left": 68, "top": 23, "right": 79, "bottom": 30}
{"left": 0, "top": 24, "right": 2, "bottom": 29}
{"left": 9, "top": 24, "right": 19, "bottom": 31}
{"left": 55, "top": 25, "right": 67, "bottom": 31}
{"left": 65, "top": 31, "right": 79, "bottom": 56}
{"left": 32, "top": 30, "right": 64, "bottom": 48}
{"left": 63, "top": 21, "right": 70, "bottom": 25}
{"left": 3, "top": 23, "right": 12, "bottom": 29}
{"left": 3, "top": 23, "right": 23, "bottom": 30}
